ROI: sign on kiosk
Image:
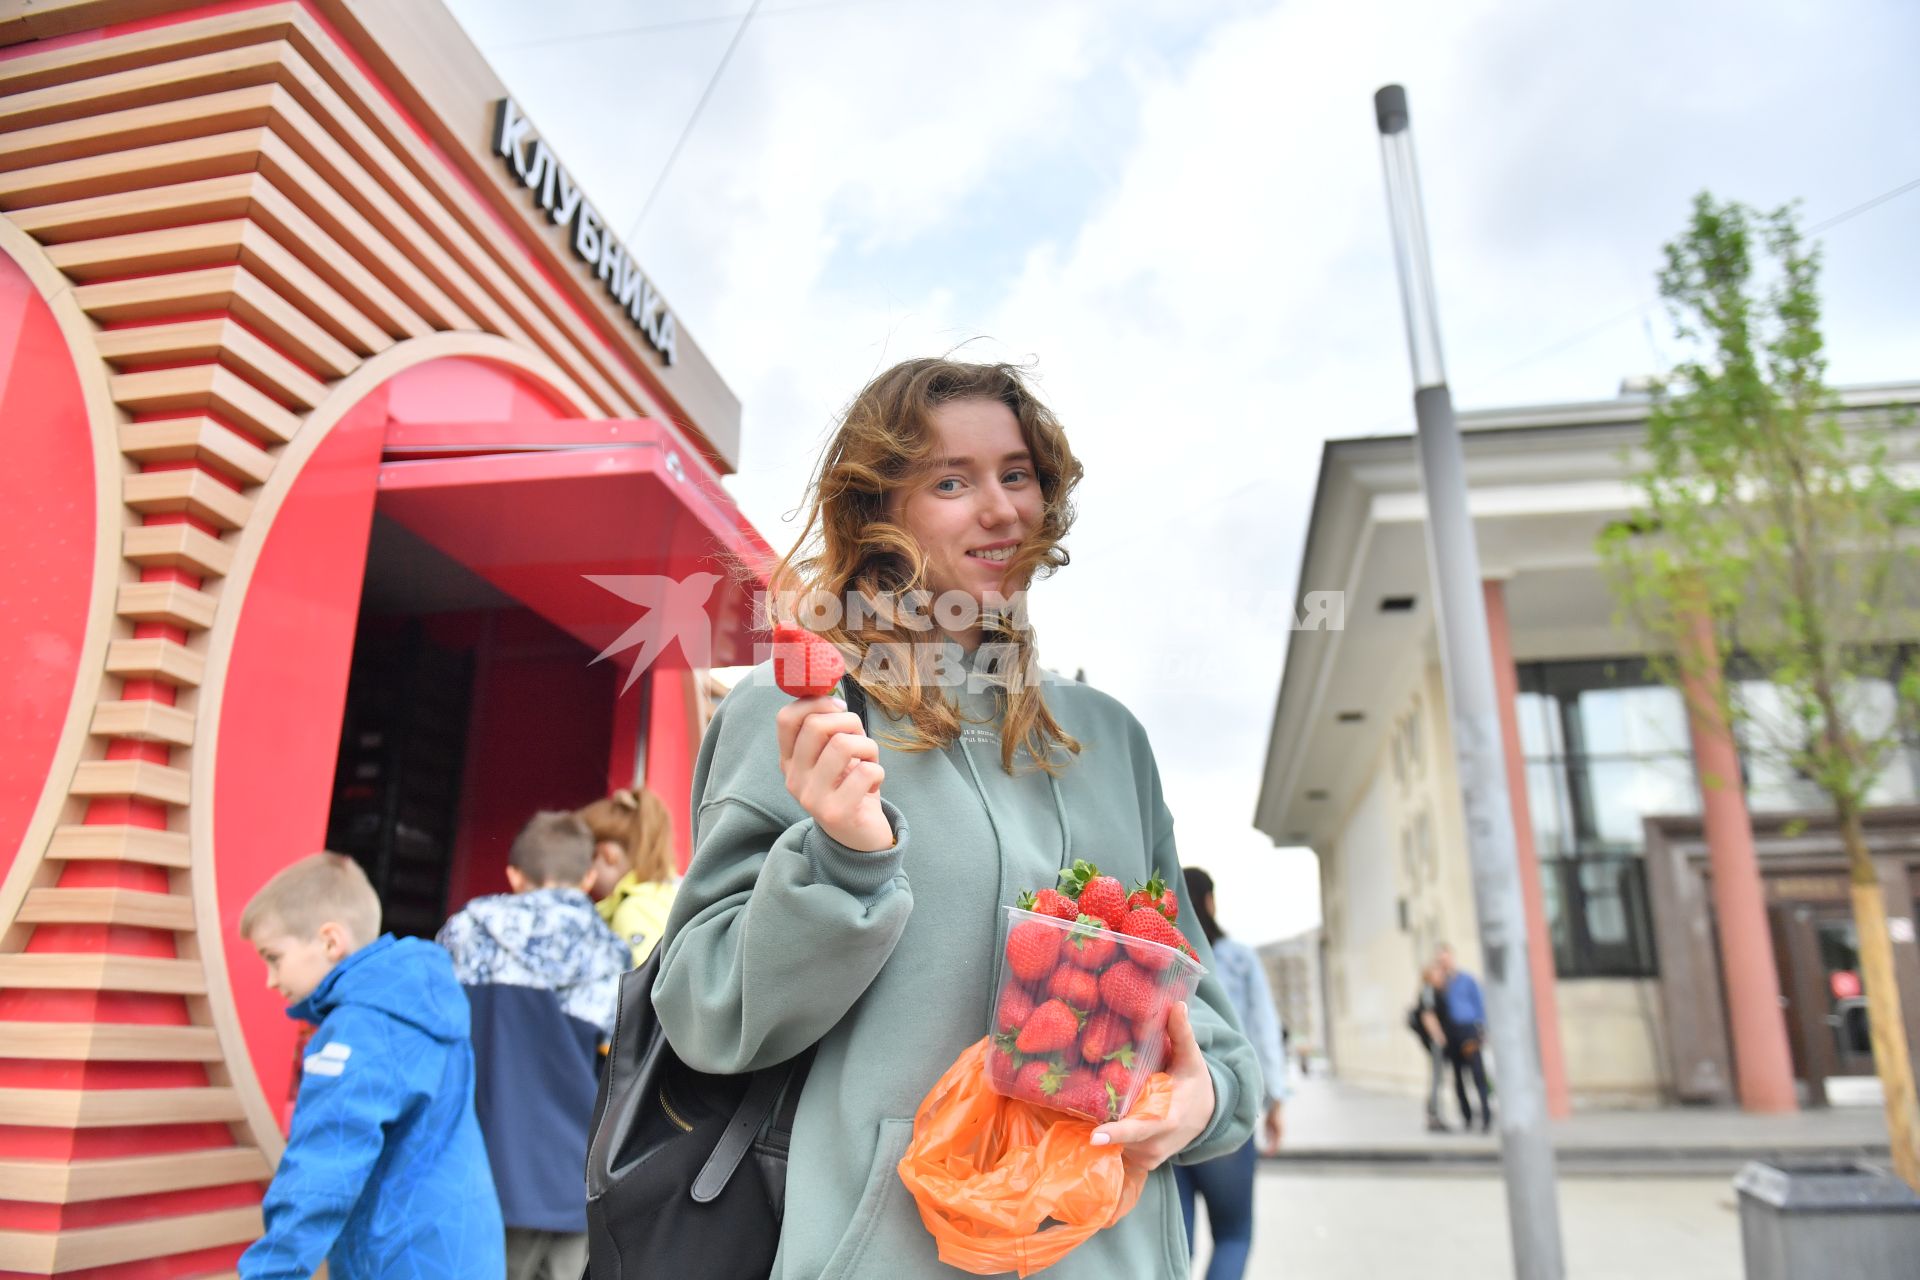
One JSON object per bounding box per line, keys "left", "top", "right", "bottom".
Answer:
{"left": 493, "top": 97, "right": 679, "bottom": 367}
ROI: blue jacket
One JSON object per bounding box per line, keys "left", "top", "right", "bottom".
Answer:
{"left": 1446, "top": 970, "right": 1487, "bottom": 1030}
{"left": 438, "top": 889, "right": 630, "bottom": 1231}
{"left": 239, "top": 935, "right": 505, "bottom": 1280}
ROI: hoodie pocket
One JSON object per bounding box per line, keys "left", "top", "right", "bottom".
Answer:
{"left": 815, "top": 1117, "right": 916, "bottom": 1280}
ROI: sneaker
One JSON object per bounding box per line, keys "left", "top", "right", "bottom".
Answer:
{"left": 1426, "top": 1117, "right": 1450, "bottom": 1133}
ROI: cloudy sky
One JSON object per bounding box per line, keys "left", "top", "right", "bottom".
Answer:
{"left": 445, "top": 0, "right": 1920, "bottom": 944}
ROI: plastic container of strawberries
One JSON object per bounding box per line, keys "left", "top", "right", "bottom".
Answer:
{"left": 986, "top": 905, "right": 1205, "bottom": 1123}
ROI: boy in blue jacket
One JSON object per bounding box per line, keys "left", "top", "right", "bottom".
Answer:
{"left": 238, "top": 852, "right": 504, "bottom": 1280}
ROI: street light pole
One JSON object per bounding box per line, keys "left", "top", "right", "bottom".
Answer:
{"left": 1373, "top": 83, "right": 1566, "bottom": 1280}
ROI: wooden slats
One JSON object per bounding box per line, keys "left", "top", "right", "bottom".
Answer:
{"left": 98, "top": 317, "right": 328, "bottom": 410}
{"left": 245, "top": 162, "right": 434, "bottom": 340}
{"left": 124, "top": 466, "right": 254, "bottom": 530}
{"left": 8, "top": 171, "right": 259, "bottom": 243}
{"left": 123, "top": 522, "right": 235, "bottom": 578}
{"left": 0, "top": 955, "right": 206, "bottom": 997}
{"left": 116, "top": 579, "right": 218, "bottom": 631}
{"left": 42, "top": 217, "right": 248, "bottom": 280}
{"left": 0, "top": 1021, "right": 221, "bottom": 1061}
{"left": 0, "top": 3, "right": 299, "bottom": 96}
{"left": 0, "top": 83, "right": 279, "bottom": 174}
{"left": 119, "top": 416, "right": 273, "bottom": 486}
{"left": 89, "top": 699, "right": 196, "bottom": 747}
{"left": 0, "top": 1204, "right": 262, "bottom": 1272}
{"left": 76, "top": 261, "right": 359, "bottom": 378}
{"left": 46, "top": 825, "right": 190, "bottom": 868}
{"left": 0, "top": 125, "right": 270, "bottom": 209}
{"left": 0, "top": 41, "right": 287, "bottom": 134}
{"left": 0, "top": 1146, "right": 269, "bottom": 1204}
{"left": 105, "top": 637, "right": 205, "bottom": 688}
{"left": 70, "top": 758, "right": 192, "bottom": 807}
{"left": 19, "top": 886, "right": 196, "bottom": 930}
{"left": 111, "top": 363, "right": 301, "bottom": 444}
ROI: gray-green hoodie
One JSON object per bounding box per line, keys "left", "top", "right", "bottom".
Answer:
{"left": 653, "top": 652, "right": 1260, "bottom": 1279}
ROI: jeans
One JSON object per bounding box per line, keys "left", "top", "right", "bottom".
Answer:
{"left": 1174, "top": 1139, "right": 1258, "bottom": 1280}
{"left": 1426, "top": 1040, "right": 1450, "bottom": 1122}
{"left": 1450, "top": 1027, "right": 1492, "bottom": 1125}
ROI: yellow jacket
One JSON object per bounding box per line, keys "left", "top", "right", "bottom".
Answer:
{"left": 596, "top": 874, "right": 678, "bottom": 967}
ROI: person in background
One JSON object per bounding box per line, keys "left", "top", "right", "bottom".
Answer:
{"left": 578, "top": 785, "right": 679, "bottom": 966}
{"left": 1408, "top": 961, "right": 1453, "bottom": 1132}
{"left": 1176, "top": 867, "right": 1288, "bottom": 1280}
{"left": 437, "top": 811, "right": 631, "bottom": 1280}
{"left": 1437, "top": 942, "right": 1493, "bottom": 1132}
{"left": 238, "top": 853, "right": 503, "bottom": 1280}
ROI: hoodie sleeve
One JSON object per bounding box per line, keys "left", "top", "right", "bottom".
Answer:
{"left": 1131, "top": 728, "right": 1260, "bottom": 1165}
{"left": 238, "top": 1006, "right": 423, "bottom": 1280}
{"left": 652, "top": 677, "right": 915, "bottom": 1073}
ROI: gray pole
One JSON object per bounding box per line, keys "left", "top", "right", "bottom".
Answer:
{"left": 1373, "top": 84, "right": 1565, "bottom": 1279}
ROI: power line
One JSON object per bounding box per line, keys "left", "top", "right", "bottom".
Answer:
{"left": 623, "top": 0, "right": 766, "bottom": 245}
{"left": 488, "top": 0, "right": 891, "bottom": 51}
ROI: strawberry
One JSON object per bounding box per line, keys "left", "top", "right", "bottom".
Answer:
{"left": 1134, "top": 1010, "right": 1172, "bottom": 1072}
{"left": 1126, "top": 873, "right": 1179, "bottom": 921}
{"left": 1016, "top": 998, "right": 1083, "bottom": 1054}
{"left": 1047, "top": 965, "right": 1099, "bottom": 1010}
{"left": 1005, "top": 919, "right": 1063, "bottom": 984}
{"left": 1099, "top": 1059, "right": 1136, "bottom": 1117}
{"left": 1060, "top": 860, "right": 1129, "bottom": 930}
{"left": 1052, "top": 1068, "right": 1109, "bottom": 1119}
{"left": 988, "top": 1039, "right": 1022, "bottom": 1092}
{"left": 1098, "top": 961, "right": 1160, "bottom": 1022}
{"left": 1119, "top": 906, "right": 1187, "bottom": 970}
{"left": 1018, "top": 888, "right": 1081, "bottom": 922}
{"left": 770, "top": 625, "right": 845, "bottom": 698}
{"left": 1014, "top": 1058, "right": 1068, "bottom": 1104}
{"left": 1079, "top": 1010, "right": 1135, "bottom": 1066}
{"left": 996, "top": 982, "right": 1038, "bottom": 1034}
{"left": 1063, "top": 915, "right": 1118, "bottom": 970}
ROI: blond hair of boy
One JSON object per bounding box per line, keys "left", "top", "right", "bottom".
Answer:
{"left": 240, "top": 852, "right": 381, "bottom": 1004}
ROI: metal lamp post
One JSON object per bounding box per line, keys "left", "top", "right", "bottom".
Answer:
{"left": 1373, "top": 83, "right": 1566, "bottom": 1279}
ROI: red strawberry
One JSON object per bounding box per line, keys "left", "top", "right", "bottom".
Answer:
{"left": 1005, "top": 919, "right": 1062, "bottom": 983}
{"left": 1018, "top": 888, "right": 1081, "bottom": 922}
{"left": 988, "top": 1040, "right": 1022, "bottom": 1092}
{"left": 1099, "top": 1059, "right": 1136, "bottom": 1117}
{"left": 996, "top": 983, "right": 1038, "bottom": 1033}
{"left": 1014, "top": 1059, "right": 1067, "bottom": 1104}
{"left": 1119, "top": 906, "right": 1187, "bottom": 970}
{"left": 1047, "top": 965, "right": 1099, "bottom": 1010}
{"left": 1015, "top": 998, "right": 1083, "bottom": 1054}
{"left": 1098, "top": 961, "right": 1160, "bottom": 1022}
{"left": 1060, "top": 860, "right": 1129, "bottom": 930}
{"left": 1063, "top": 915, "right": 1118, "bottom": 970}
{"left": 1134, "top": 1010, "right": 1172, "bottom": 1072}
{"left": 770, "top": 625, "right": 846, "bottom": 698}
{"left": 1126, "top": 874, "right": 1179, "bottom": 921}
{"left": 1052, "top": 1068, "right": 1109, "bottom": 1119}
{"left": 1080, "top": 1010, "right": 1135, "bottom": 1066}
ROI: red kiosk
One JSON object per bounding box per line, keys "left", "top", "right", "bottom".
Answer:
{"left": 0, "top": 3, "right": 768, "bottom": 1273}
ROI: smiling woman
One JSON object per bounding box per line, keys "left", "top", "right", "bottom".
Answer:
{"left": 647, "top": 356, "right": 1262, "bottom": 1279}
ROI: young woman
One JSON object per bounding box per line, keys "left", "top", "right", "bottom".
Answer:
{"left": 1175, "top": 867, "right": 1290, "bottom": 1280}
{"left": 652, "top": 358, "right": 1259, "bottom": 1278}
{"left": 577, "top": 786, "right": 677, "bottom": 966}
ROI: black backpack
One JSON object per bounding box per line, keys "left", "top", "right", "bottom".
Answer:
{"left": 584, "top": 679, "right": 870, "bottom": 1278}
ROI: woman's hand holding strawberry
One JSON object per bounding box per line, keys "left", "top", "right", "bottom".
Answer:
{"left": 776, "top": 696, "right": 894, "bottom": 853}
{"left": 1088, "top": 1002, "right": 1215, "bottom": 1168}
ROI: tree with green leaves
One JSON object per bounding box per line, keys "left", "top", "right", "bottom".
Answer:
{"left": 1600, "top": 192, "right": 1920, "bottom": 1187}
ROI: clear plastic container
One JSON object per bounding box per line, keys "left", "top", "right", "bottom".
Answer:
{"left": 986, "top": 905, "right": 1205, "bottom": 1122}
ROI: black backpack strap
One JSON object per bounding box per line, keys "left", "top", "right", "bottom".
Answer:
{"left": 691, "top": 679, "right": 862, "bottom": 1204}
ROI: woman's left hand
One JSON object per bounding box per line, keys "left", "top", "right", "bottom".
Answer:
{"left": 1089, "top": 1002, "right": 1214, "bottom": 1169}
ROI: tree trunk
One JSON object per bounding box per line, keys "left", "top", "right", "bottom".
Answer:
{"left": 1840, "top": 803, "right": 1920, "bottom": 1189}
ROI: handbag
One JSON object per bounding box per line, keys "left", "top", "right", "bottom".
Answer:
{"left": 584, "top": 677, "right": 871, "bottom": 1279}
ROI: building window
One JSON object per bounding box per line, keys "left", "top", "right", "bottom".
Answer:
{"left": 1517, "top": 660, "right": 1688, "bottom": 978}
{"left": 1735, "top": 652, "right": 1920, "bottom": 812}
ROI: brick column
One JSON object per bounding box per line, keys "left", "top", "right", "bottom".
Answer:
{"left": 1482, "top": 579, "right": 1571, "bottom": 1118}
{"left": 1679, "top": 605, "right": 1799, "bottom": 1112}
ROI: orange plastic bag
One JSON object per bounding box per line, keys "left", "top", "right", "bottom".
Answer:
{"left": 895, "top": 1038, "right": 1173, "bottom": 1277}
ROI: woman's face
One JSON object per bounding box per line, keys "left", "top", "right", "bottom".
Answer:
{"left": 887, "top": 396, "right": 1043, "bottom": 638}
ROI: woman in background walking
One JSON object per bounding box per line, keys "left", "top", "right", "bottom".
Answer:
{"left": 1177, "top": 868, "right": 1288, "bottom": 1280}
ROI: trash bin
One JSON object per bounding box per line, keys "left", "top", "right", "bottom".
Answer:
{"left": 1734, "top": 1159, "right": 1920, "bottom": 1280}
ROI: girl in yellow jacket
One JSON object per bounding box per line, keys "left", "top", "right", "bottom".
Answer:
{"left": 578, "top": 787, "right": 677, "bottom": 967}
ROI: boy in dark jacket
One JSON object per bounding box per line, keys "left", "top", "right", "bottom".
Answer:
{"left": 238, "top": 852, "right": 504, "bottom": 1280}
{"left": 437, "top": 810, "right": 631, "bottom": 1280}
